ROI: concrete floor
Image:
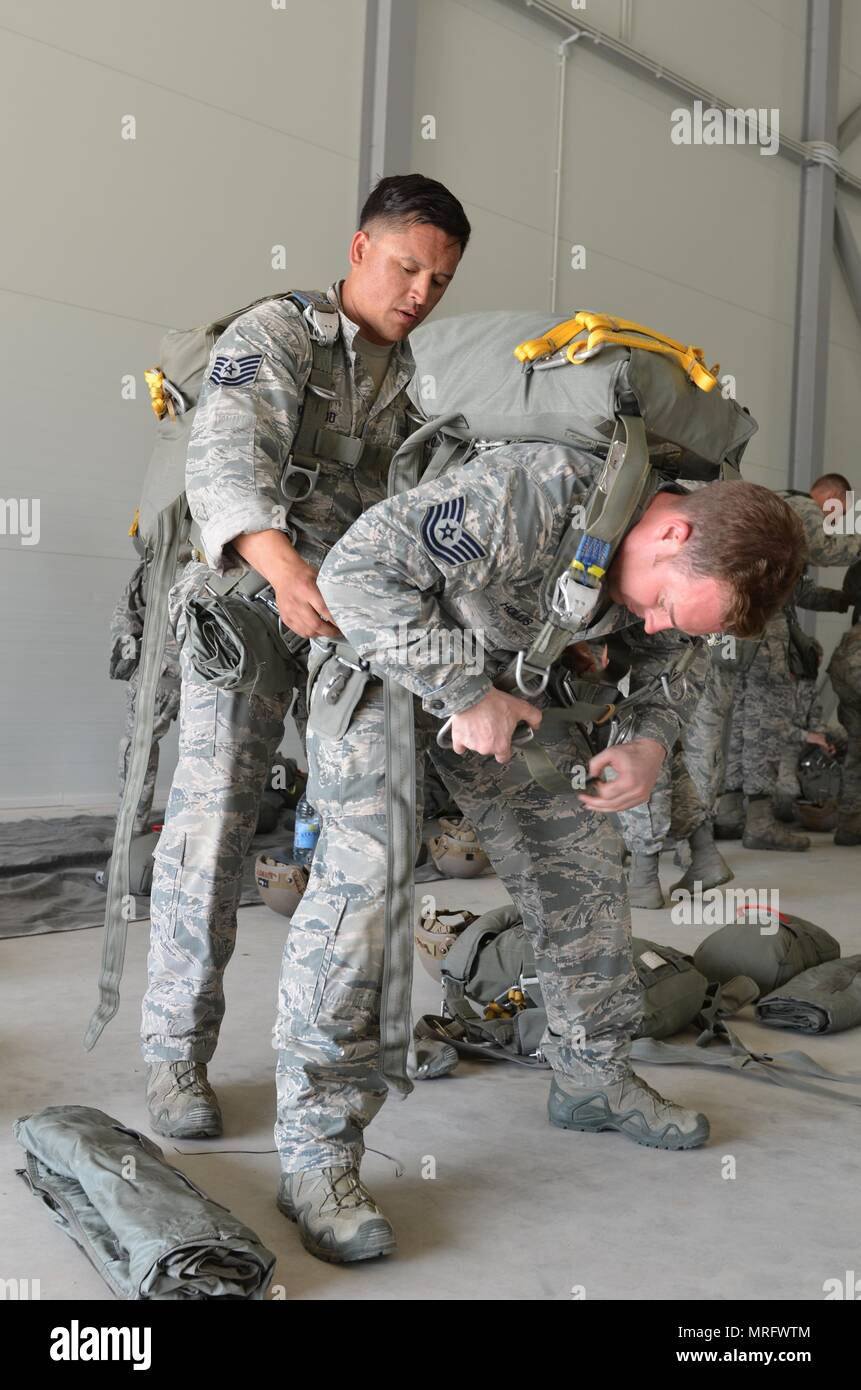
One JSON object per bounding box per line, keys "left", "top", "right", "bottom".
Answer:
{"left": 2, "top": 827, "right": 860, "bottom": 1302}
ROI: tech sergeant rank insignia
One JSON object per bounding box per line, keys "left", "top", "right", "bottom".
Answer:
{"left": 420, "top": 496, "right": 487, "bottom": 567}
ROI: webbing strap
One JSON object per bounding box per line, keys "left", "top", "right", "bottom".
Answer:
{"left": 376, "top": 429, "right": 449, "bottom": 1095}
{"left": 519, "top": 414, "right": 654, "bottom": 694}
{"left": 85, "top": 498, "right": 186, "bottom": 1049}
{"left": 631, "top": 1022, "right": 861, "bottom": 1106}
{"left": 520, "top": 703, "right": 617, "bottom": 794}
{"left": 376, "top": 412, "right": 478, "bottom": 1090}
{"left": 379, "top": 676, "right": 417, "bottom": 1095}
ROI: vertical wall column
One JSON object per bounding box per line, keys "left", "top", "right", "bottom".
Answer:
{"left": 357, "top": 0, "right": 418, "bottom": 219}
{"left": 788, "top": 0, "right": 842, "bottom": 494}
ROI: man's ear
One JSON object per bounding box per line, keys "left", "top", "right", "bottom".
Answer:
{"left": 658, "top": 515, "right": 693, "bottom": 553}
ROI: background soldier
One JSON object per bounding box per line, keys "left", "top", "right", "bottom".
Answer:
{"left": 827, "top": 615, "right": 861, "bottom": 846}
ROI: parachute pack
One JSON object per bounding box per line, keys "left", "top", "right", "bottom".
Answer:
{"left": 415, "top": 904, "right": 861, "bottom": 1105}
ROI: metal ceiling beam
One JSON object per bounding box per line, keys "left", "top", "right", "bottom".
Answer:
{"left": 493, "top": 0, "right": 861, "bottom": 199}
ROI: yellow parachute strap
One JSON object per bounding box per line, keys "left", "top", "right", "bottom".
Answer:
{"left": 514, "top": 311, "right": 720, "bottom": 393}
{"left": 143, "top": 367, "right": 177, "bottom": 421}
{"left": 128, "top": 507, "right": 139, "bottom": 538}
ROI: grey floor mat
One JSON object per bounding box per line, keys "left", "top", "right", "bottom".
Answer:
{"left": 0, "top": 813, "right": 297, "bottom": 940}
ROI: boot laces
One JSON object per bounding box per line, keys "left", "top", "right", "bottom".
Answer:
{"left": 169, "top": 1061, "right": 209, "bottom": 1097}
{"left": 322, "top": 1166, "right": 373, "bottom": 1214}
{"left": 623, "top": 1073, "right": 678, "bottom": 1118}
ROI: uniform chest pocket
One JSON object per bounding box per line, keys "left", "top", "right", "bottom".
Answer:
{"left": 307, "top": 649, "right": 373, "bottom": 741}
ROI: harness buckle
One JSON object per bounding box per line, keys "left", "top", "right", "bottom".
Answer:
{"left": 280, "top": 456, "right": 320, "bottom": 503}
{"left": 335, "top": 652, "right": 370, "bottom": 674}
{"left": 552, "top": 570, "right": 604, "bottom": 627}
{"left": 436, "top": 714, "right": 535, "bottom": 751}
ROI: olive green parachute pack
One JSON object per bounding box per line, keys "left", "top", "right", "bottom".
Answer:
{"left": 692, "top": 908, "right": 840, "bottom": 993}
{"left": 15, "top": 1106, "right": 275, "bottom": 1299}
{"left": 386, "top": 309, "right": 757, "bottom": 1089}
{"left": 416, "top": 903, "right": 861, "bottom": 1105}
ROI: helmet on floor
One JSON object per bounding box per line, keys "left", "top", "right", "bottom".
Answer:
{"left": 255, "top": 851, "right": 309, "bottom": 919}
{"left": 429, "top": 818, "right": 491, "bottom": 879}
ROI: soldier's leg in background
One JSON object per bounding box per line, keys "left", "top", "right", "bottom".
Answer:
{"left": 614, "top": 758, "right": 670, "bottom": 909}
{"left": 668, "top": 752, "right": 732, "bottom": 892}
{"left": 683, "top": 654, "right": 737, "bottom": 815}
{"left": 741, "top": 635, "right": 809, "bottom": 850}
{"left": 832, "top": 681, "right": 861, "bottom": 819}
{"left": 430, "top": 725, "right": 641, "bottom": 1086}
{"left": 274, "top": 684, "right": 427, "bottom": 1174}
{"left": 142, "top": 644, "right": 293, "bottom": 1064}
{"left": 775, "top": 681, "right": 807, "bottom": 809}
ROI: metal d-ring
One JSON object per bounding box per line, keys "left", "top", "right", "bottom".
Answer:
{"left": 661, "top": 671, "right": 688, "bottom": 704}
{"left": 515, "top": 651, "right": 550, "bottom": 698}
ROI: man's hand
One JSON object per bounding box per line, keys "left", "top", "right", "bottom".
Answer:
{"left": 578, "top": 738, "right": 667, "bottom": 813}
{"left": 273, "top": 555, "right": 342, "bottom": 640}
{"left": 231, "top": 529, "right": 342, "bottom": 640}
{"left": 805, "top": 730, "right": 836, "bottom": 756}
{"left": 449, "top": 688, "right": 543, "bottom": 763}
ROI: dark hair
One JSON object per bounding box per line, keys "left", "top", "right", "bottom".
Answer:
{"left": 673, "top": 482, "right": 806, "bottom": 638}
{"left": 812, "top": 472, "right": 851, "bottom": 494}
{"left": 359, "top": 174, "right": 471, "bottom": 253}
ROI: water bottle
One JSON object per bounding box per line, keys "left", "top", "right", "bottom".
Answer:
{"left": 292, "top": 795, "right": 321, "bottom": 867}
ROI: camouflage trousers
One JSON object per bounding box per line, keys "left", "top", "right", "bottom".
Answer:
{"left": 118, "top": 666, "right": 181, "bottom": 834}
{"left": 141, "top": 642, "right": 302, "bottom": 1064}
{"left": 775, "top": 677, "right": 822, "bottom": 801}
{"left": 274, "top": 677, "right": 642, "bottom": 1173}
{"left": 617, "top": 654, "right": 736, "bottom": 854}
{"left": 725, "top": 633, "right": 796, "bottom": 797}
{"left": 616, "top": 747, "right": 706, "bottom": 855}
{"left": 830, "top": 675, "right": 861, "bottom": 816}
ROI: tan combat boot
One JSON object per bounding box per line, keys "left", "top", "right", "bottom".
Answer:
{"left": 670, "top": 820, "right": 733, "bottom": 894}
{"left": 743, "top": 795, "right": 810, "bottom": 851}
{"left": 146, "top": 1061, "right": 223, "bottom": 1139}
{"left": 549, "top": 1071, "right": 709, "bottom": 1150}
{"left": 627, "top": 852, "right": 664, "bottom": 909}
{"left": 277, "top": 1165, "right": 396, "bottom": 1263}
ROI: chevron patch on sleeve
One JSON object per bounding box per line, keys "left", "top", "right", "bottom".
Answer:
{"left": 420, "top": 496, "right": 487, "bottom": 567}
{"left": 209, "top": 354, "right": 264, "bottom": 387}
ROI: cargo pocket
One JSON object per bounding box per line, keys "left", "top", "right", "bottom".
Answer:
{"left": 151, "top": 829, "right": 186, "bottom": 937}
{"left": 300, "top": 896, "right": 348, "bottom": 1024}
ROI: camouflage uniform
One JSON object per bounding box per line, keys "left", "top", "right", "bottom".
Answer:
{"left": 775, "top": 675, "right": 828, "bottom": 802}
{"left": 141, "top": 282, "right": 419, "bottom": 1065}
{"left": 617, "top": 639, "right": 736, "bottom": 854}
{"left": 111, "top": 557, "right": 183, "bottom": 833}
{"left": 775, "top": 576, "right": 845, "bottom": 802}
{"left": 273, "top": 444, "right": 707, "bottom": 1172}
{"left": 828, "top": 624, "right": 861, "bottom": 818}
{"left": 726, "top": 573, "right": 847, "bottom": 800}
